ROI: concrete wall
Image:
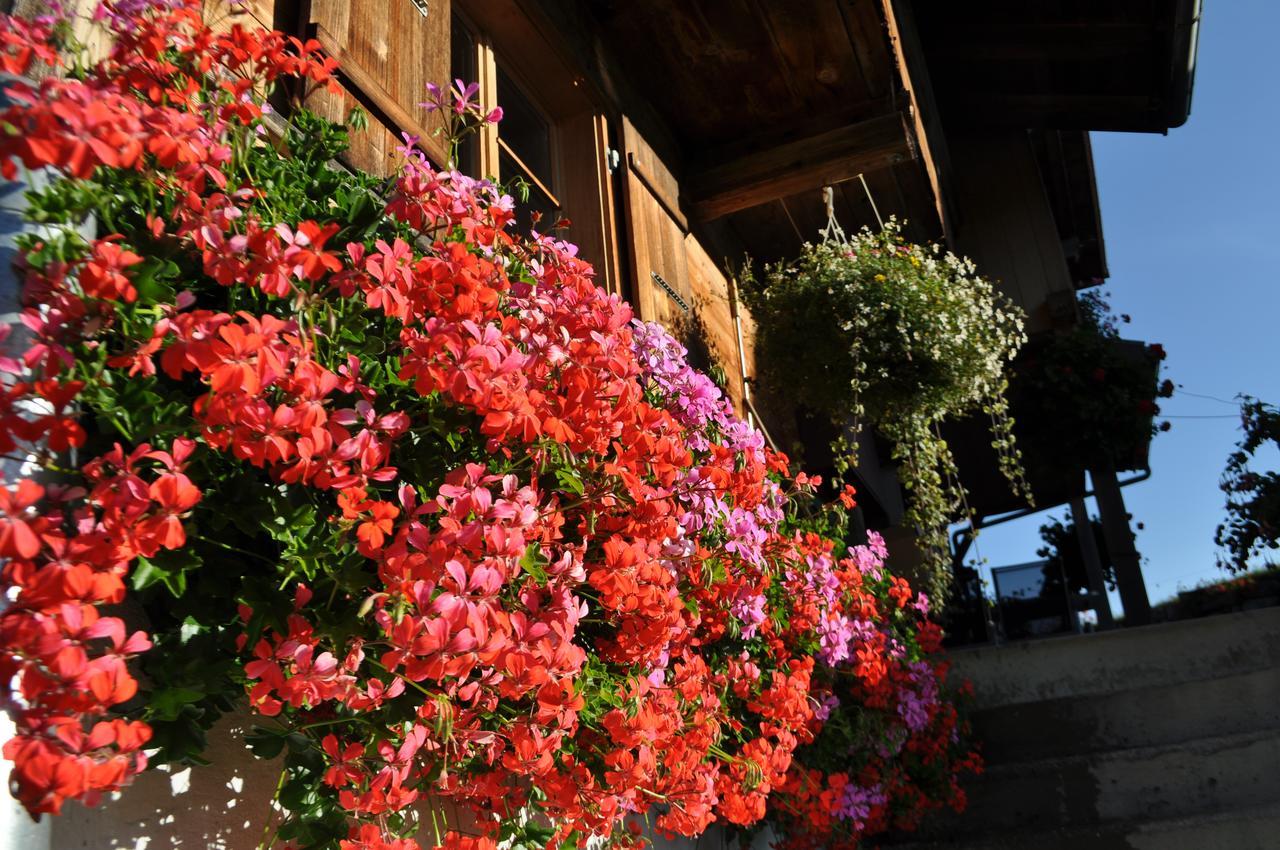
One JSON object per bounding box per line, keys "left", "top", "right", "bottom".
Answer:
{"left": 885, "top": 608, "right": 1280, "bottom": 849}
{"left": 946, "top": 606, "right": 1280, "bottom": 710}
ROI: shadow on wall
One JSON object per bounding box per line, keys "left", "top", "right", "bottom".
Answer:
{"left": 51, "top": 711, "right": 481, "bottom": 849}
{"left": 47, "top": 707, "right": 785, "bottom": 849}
{"left": 52, "top": 713, "right": 283, "bottom": 850}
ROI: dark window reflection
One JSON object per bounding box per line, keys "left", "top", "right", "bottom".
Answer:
{"left": 449, "top": 15, "right": 478, "bottom": 175}
{"left": 496, "top": 65, "right": 553, "bottom": 181}
{"left": 499, "top": 148, "right": 558, "bottom": 234}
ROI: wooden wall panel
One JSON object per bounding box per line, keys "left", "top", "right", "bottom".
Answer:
{"left": 881, "top": 0, "right": 953, "bottom": 241}
{"left": 310, "top": 0, "right": 451, "bottom": 170}
{"left": 685, "top": 236, "right": 748, "bottom": 416}
{"left": 202, "top": 0, "right": 275, "bottom": 32}
{"left": 456, "top": 1, "right": 619, "bottom": 288}
{"left": 949, "top": 131, "right": 1075, "bottom": 334}
{"left": 308, "top": 82, "right": 401, "bottom": 177}
{"left": 619, "top": 120, "right": 761, "bottom": 420}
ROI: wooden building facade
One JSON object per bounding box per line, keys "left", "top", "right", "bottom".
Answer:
{"left": 201, "top": 0, "right": 1197, "bottom": 609}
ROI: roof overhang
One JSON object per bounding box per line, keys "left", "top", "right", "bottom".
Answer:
{"left": 913, "top": 0, "right": 1202, "bottom": 134}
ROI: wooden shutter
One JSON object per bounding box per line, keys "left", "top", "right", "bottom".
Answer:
{"left": 199, "top": 0, "right": 275, "bottom": 32}
{"left": 686, "top": 237, "right": 756, "bottom": 418}
{"left": 308, "top": 0, "right": 450, "bottom": 173}
{"left": 559, "top": 111, "right": 621, "bottom": 295}
{"left": 619, "top": 117, "right": 691, "bottom": 329}
{"left": 620, "top": 117, "right": 760, "bottom": 419}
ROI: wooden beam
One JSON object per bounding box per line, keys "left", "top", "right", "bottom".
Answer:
{"left": 881, "top": 0, "right": 955, "bottom": 243}
{"left": 689, "top": 112, "right": 915, "bottom": 221}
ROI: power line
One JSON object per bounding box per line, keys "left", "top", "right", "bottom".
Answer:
{"left": 1161, "top": 414, "right": 1240, "bottom": 420}
{"left": 1175, "top": 387, "right": 1243, "bottom": 406}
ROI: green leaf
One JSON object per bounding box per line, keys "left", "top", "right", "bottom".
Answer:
{"left": 520, "top": 544, "right": 548, "bottom": 584}
{"left": 147, "top": 687, "right": 207, "bottom": 722}
{"left": 178, "top": 616, "right": 204, "bottom": 645}
{"left": 131, "top": 557, "right": 163, "bottom": 592}
{"left": 132, "top": 548, "right": 203, "bottom": 597}
{"left": 131, "top": 257, "right": 180, "bottom": 303}
{"left": 245, "top": 726, "right": 288, "bottom": 760}
{"left": 554, "top": 468, "right": 585, "bottom": 496}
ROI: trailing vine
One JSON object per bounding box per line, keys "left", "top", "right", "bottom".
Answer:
{"left": 1215, "top": 396, "right": 1280, "bottom": 573}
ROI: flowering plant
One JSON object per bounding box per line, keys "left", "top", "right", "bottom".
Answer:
{"left": 1010, "top": 291, "right": 1169, "bottom": 476}
{"left": 1215, "top": 396, "right": 1280, "bottom": 573}
{"left": 0, "top": 4, "right": 977, "bottom": 849}
{"left": 740, "top": 223, "right": 1029, "bottom": 595}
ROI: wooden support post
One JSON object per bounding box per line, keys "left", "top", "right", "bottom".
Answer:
{"left": 1069, "top": 496, "right": 1115, "bottom": 629}
{"left": 1091, "top": 464, "right": 1151, "bottom": 626}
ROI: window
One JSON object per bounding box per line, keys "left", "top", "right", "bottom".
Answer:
{"left": 495, "top": 66, "right": 559, "bottom": 233}
{"left": 452, "top": 12, "right": 561, "bottom": 232}
{"left": 449, "top": 15, "right": 479, "bottom": 177}
{"left": 450, "top": 2, "right": 620, "bottom": 290}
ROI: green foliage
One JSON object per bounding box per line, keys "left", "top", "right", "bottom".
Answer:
{"left": 1012, "top": 291, "right": 1167, "bottom": 473}
{"left": 740, "top": 221, "right": 1030, "bottom": 597}
{"left": 16, "top": 101, "right": 434, "bottom": 809}
{"left": 1215, "top": 397, "right": 1280, "bottom": 572}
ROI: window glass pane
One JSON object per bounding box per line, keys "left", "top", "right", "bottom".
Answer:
{"left": 496, "top": 65, "right": 553, "bottom": 184}
{"left": 500, "top": 148, "right": 558, "bottom": 235}
{"left": 449, "top": 16, "right": 478, "bottom": 175}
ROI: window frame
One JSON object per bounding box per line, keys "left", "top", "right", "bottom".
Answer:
{"left": 453, "top": 8, "right": 559, "bottom": 206}
{"left": 492, "top": 62, "right": 562, "bottom": 215}
{"left": 451, "top": 0, "right": 622, "bottom": 292}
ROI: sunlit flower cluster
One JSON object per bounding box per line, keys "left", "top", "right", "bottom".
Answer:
{"left": 0, "top": 4, "right": 977, "bottom": 849}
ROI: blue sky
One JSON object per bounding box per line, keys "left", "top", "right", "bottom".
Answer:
{"left": 963, "top": 0, "right": 1280, "bottom": 607}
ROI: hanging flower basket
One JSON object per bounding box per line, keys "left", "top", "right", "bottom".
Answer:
{"left": 740, "top": 221, "right": 1030, "bottom": 596}
{"left": 1009, "top": 293, "right": 1168, "bottom": 476}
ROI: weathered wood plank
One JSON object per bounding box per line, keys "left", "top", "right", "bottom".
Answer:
{"left": 310, "top": 0, "right": 450, "bottom": 168}
{"left": 589, "top": 0, "right": 856, "bottom": 148}
{"left": 202, "top": 0, "right": 275, "bottom": 33}
{"left": 558, "top": 110, "right": 621, "bottom": 294}
{"left": 947, "top": 132, "right": 1075, "bottom": 333}
{"left": 620, "top": 117, "right": 691, "bottom": 329}
{"left": 306, "top": 76, "right": 400, "bottom": 176}
{"left": 752, "top": 0, "right": 867, "bottom": 115}
{"left": 880, "top": 0, "right": 952, "bottom": 241}
{"left": 629, "top": 152, "right": 687, "bottom": 234}
{"left": 840, "top": 0, "right": 895, "bottom": 100}
{"left": 684, "top": 236, "right": 746, "bottom": 414}
{"left": 690, "top": 112, "right": 915, "bottom": 221}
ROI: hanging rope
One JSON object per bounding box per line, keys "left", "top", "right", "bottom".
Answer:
{"left": 859, "top": 173, "right": 884, "bottom": 229}
{"left": 818, "top": 185, "right": 847, "bottom": 245}
{"left": 819, "top": 175, "right": 886, "bottom": 246}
